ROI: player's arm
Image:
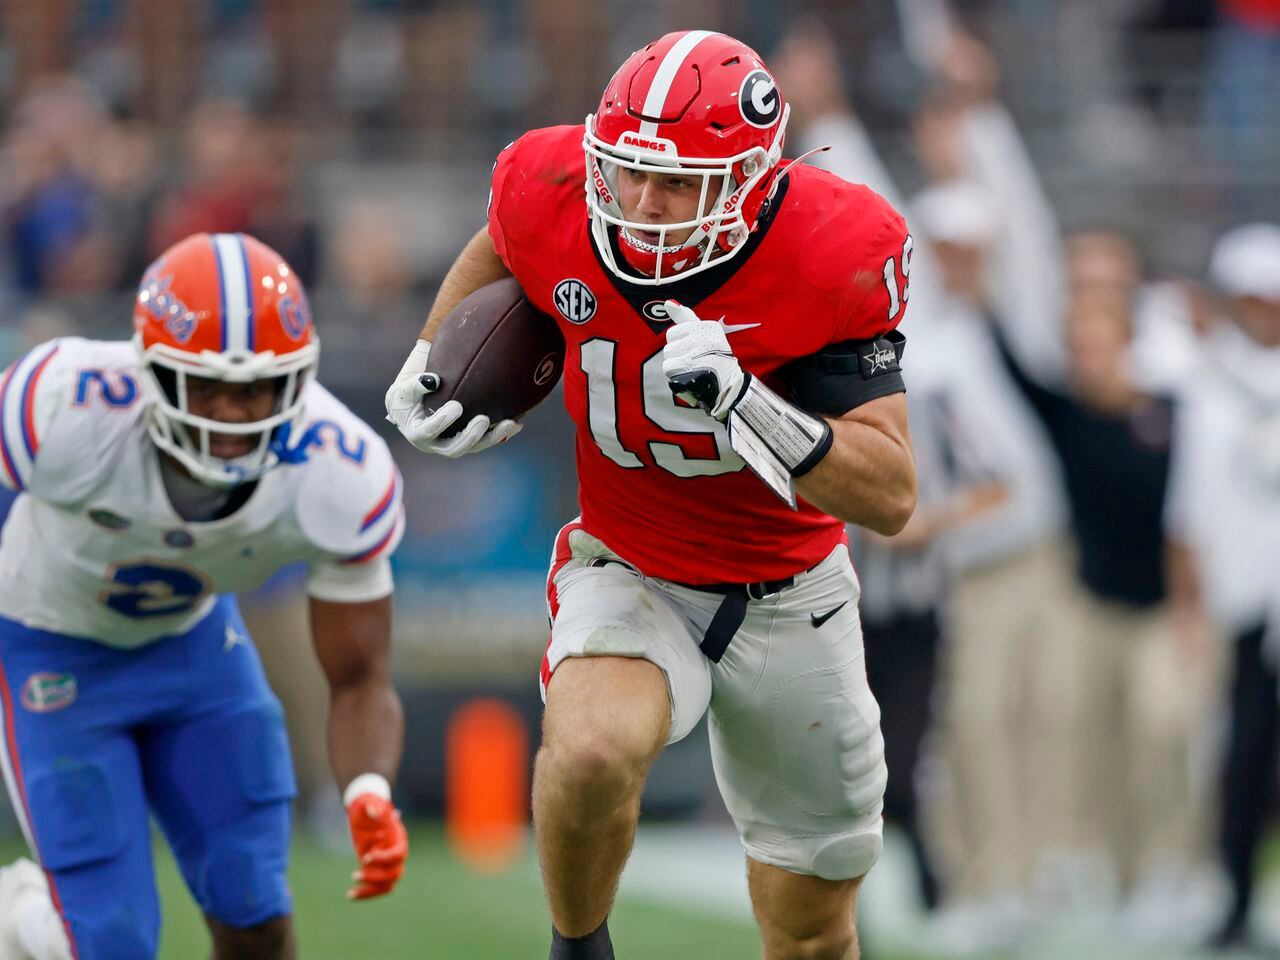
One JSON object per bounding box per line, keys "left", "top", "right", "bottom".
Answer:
{"left": 418, "top": 226, "right": 513, "bottom": 342}
{"left": 309, "top": 591, "right": 409, "bottom": 900}
{"left": 387, "top": 134, "right": 526, "bottom": 458}
{"left": 663, "top": 302, "right": 916, "bottom": 531}
{"left": 384, "top": 226, "right": 521, "bottom": 457}
{"left": 792, "top": 392, "right": 915, "bottom": 533}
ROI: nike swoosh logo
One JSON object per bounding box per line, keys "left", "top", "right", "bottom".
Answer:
{"left": 720, "top": 321, "right": 762, "bottom": 334}
{"left": 810, "top": 601, "right": 848, "bottom": 629}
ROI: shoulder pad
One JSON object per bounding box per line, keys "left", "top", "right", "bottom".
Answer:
{"left": 786, "top": 170, "right": 912, "bottom": 342}
{"left": 488, "top": 125, "right": 585, "bottom": 268}
{"left": 1, "top": 338, "right": 142, "bottom": 500}
{"left": 292, "top": 384, "right": 405, "bottom": 564}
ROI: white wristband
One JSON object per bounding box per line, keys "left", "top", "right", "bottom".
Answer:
{"left": 343, "top": 772, "right": 392, "bottom": 807}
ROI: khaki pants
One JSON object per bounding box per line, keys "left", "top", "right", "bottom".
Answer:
{"left": 927, "top": 537, "right": 1085, "bottom": 900}
{"left": 1071, "top": 594, "right": 1212, "bottom": 889}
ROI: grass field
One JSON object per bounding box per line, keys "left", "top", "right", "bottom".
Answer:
{"left": 2, "top": 824, "right": 772, "bottom": 960}
{"left": 2, "top": 823, "right": 1274, "bottom": 959}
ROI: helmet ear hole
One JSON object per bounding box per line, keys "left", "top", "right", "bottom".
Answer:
{"left": 152, "top": 366, "right": 180, "bottom": 406}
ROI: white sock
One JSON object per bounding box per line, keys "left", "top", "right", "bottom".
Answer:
{"left": 13, "top": 888, "right": 71, "bottom": 960}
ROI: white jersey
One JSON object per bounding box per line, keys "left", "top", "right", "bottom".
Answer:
{"left": 0, "top": 338, "right": 405, "bottom": 648}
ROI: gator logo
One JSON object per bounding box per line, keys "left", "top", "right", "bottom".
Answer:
{"left": 21, "top": 673, "right": 77, "bottom": 713}
{"left": 137, "top": 270, "right": 199, "bottom": 344}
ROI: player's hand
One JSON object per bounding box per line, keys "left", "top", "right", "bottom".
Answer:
{"left": 346, "top": 793, "right": 409, "bottom": 901}
{"left": 661, "top": 301, "right": 747, "bottom": 421}
{"left": 384, "top": 340, "right": 522, "bottom": 457}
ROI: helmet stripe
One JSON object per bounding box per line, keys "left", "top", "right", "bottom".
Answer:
{"left": 236, "top": 233, "right": 256, "bottom": 351}
{"left": 209, "top": 235, "right": 228, "bottom": 352}
{"left": 638, "top": 30, "right": 717, "bottom": 138}
{"left": 212, "top": 233, "right": 251, "bottom": 353}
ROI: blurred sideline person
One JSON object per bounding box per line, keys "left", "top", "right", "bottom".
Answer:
{"left": 777, "top": 24, "right": 1079, "bottom": 941}
{"left": 995, "top": 227, "right": 1203, "bottom": 937}
{"left": 0, "top": 233, "right": 408, "bottom": 960}
{"left": 905, "top": 182, "right": 1070, "bottom": 944}
{"left": 1166, "top": 223, "right": 1280, "bottom": 951}
{"left": 388, "top": 30, "right": 918, "bottom": 960}
{"left": 851, "top": 310, "right": 1013, "bottom": 916}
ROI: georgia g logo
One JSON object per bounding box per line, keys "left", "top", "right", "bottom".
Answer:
{"left": 553, "top": 279, "right": 597, "bottom": 325}
{"left": 641, "top": 301, "right": 670, "bottom": 324}
{"left": 739, "top": 70, "right": 781, "bottom": 129}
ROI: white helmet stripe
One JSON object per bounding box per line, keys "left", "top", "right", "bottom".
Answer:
{"left": 212, "top": 233, "right": 251, "bottom": 353}
{"left": 638, "top": 30, "right": 718, "bottom": 138}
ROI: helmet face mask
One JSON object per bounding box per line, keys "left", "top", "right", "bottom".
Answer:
{"left": 132, "top": 233, "right": 320, "bottom": 488}
{"left": 583, "top": 31, "right": 789, "bottom": 286}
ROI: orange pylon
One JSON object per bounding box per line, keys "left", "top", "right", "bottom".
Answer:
{"left": 445, "top": 697, "right": 529, "bottom": 873}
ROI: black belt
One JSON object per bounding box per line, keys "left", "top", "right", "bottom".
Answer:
{"left": 676, "top": 574, "right": 798, "bottom": 663}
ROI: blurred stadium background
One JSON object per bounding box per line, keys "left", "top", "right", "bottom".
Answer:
{"left": 2, "top": 0, "right": 1280, "bottom": 957}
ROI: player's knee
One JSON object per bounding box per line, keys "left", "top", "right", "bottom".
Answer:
{"left": 199, "top": 839, "right": 291, "bottom": 929}
{"left": 770, "top": 927, "right": 857, "bottom": 960}
{"left": 209, "top": 914, "right": 293, "bottom": 960}
{"left": 539, "top": 726, "right": 650, "bottom": 802}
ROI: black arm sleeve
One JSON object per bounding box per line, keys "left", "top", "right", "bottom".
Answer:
{"left": 778, "top": 330, "right": 907, "bottom": 417}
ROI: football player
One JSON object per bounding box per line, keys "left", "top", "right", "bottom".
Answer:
{"left": 386, "top": 31, "right": 916, "bottom": 960}
{"left": 0, "top": 233, "right": 408, "bottom": 960}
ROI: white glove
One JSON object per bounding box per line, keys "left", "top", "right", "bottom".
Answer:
{"left": 384, "top": 340, "right": 522, "bottom": 458}
{"left": 660, "top": 301, "right": 747, "bottom": 421}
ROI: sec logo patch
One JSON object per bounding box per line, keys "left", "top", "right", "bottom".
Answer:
{"left": 553, "top": 279, "right": 597, "bottom": 325}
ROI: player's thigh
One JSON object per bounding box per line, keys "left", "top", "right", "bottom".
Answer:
{"left": 543, "top": 524, "right": 711, "bottom": 748}
{"left": 0, "top": 619, "right": 162, "bottom": 959}
{"left": 749, "top": 858, "right": 863, "bottom": 959}
{"left": 705, "top": 546, "right": 887, "bottom": 881}
{"left": 140, "top": 601, "right": 297, "bottom": 929}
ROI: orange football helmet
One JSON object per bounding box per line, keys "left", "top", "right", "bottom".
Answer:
{"left": 133, "top": 232, "right": 320, "bottom": 486}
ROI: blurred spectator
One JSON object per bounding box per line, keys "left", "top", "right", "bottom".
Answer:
{"left": 852, "top": 304, "right": 1013, "bottom": 918}
{"left": 313, "top": 196, "right": 430, "bottom": 421}
{"left": 148, "top": 98, "right": 318, "bottom": 284}
{"left": 931, "top": 39, "right": 1210, "bottom": 929}
{"left": 1203, "top": 0, "right": 1280, "bottom": 210}
{"left": 1166, "top": 222, "right": 1280, "bottom": 950}
{"left": 147, "top": 98, "right": 268, "bottom": 253}
{"left": 906, "top": 181, "right": 1070, "bottom": 951}
{"left": 2, "top": 76, "right": 114, "bottom": 297}
{"left": 997, "top": 229, "right": 1206, "bottom": 941}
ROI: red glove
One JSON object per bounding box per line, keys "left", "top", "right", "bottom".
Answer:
{"left": 344, "top": 776, "right": 408, "bottom": 901}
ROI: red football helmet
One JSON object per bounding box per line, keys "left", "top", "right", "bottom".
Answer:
{"left": 584, "top": 30, "right": 790, "bottom": 284}
{"left": 132, "top": 232, "right": 320, "bottom": 486}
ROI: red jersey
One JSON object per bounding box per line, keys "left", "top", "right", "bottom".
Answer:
{"left": 488, "top": 125, "right": 910, "bottom": 583}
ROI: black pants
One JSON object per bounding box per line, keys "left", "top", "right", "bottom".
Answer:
{"left": 863, "top": 608, "right": 942, "bottom": 910}
{"left": 1218, "top": 621, "right": 1279, "bottom": 931}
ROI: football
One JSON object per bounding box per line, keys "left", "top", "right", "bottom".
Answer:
{"left": 423, "top": 277, "right": 565, "bottom": 437}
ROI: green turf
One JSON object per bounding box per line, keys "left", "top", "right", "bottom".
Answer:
{"left": 0, "top": 825, "right": 764, "bottom": 959}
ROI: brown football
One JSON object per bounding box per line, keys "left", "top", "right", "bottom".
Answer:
{"left": 423, "top": 277, "right": 565, "bottom": 438}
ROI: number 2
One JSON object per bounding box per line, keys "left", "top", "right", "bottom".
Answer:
{"left": 882, "top": 234, "right": 913, "bottom": 321}
{"left": 99, "top": 560, "right": 210, "bottom": 619}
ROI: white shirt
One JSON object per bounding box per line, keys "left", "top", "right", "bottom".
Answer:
{"left": 0, "top": 338, "right": 404, "bottom": 648}
{"left": 1165, "top": 324, "right": 1280, "bottom": 633}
